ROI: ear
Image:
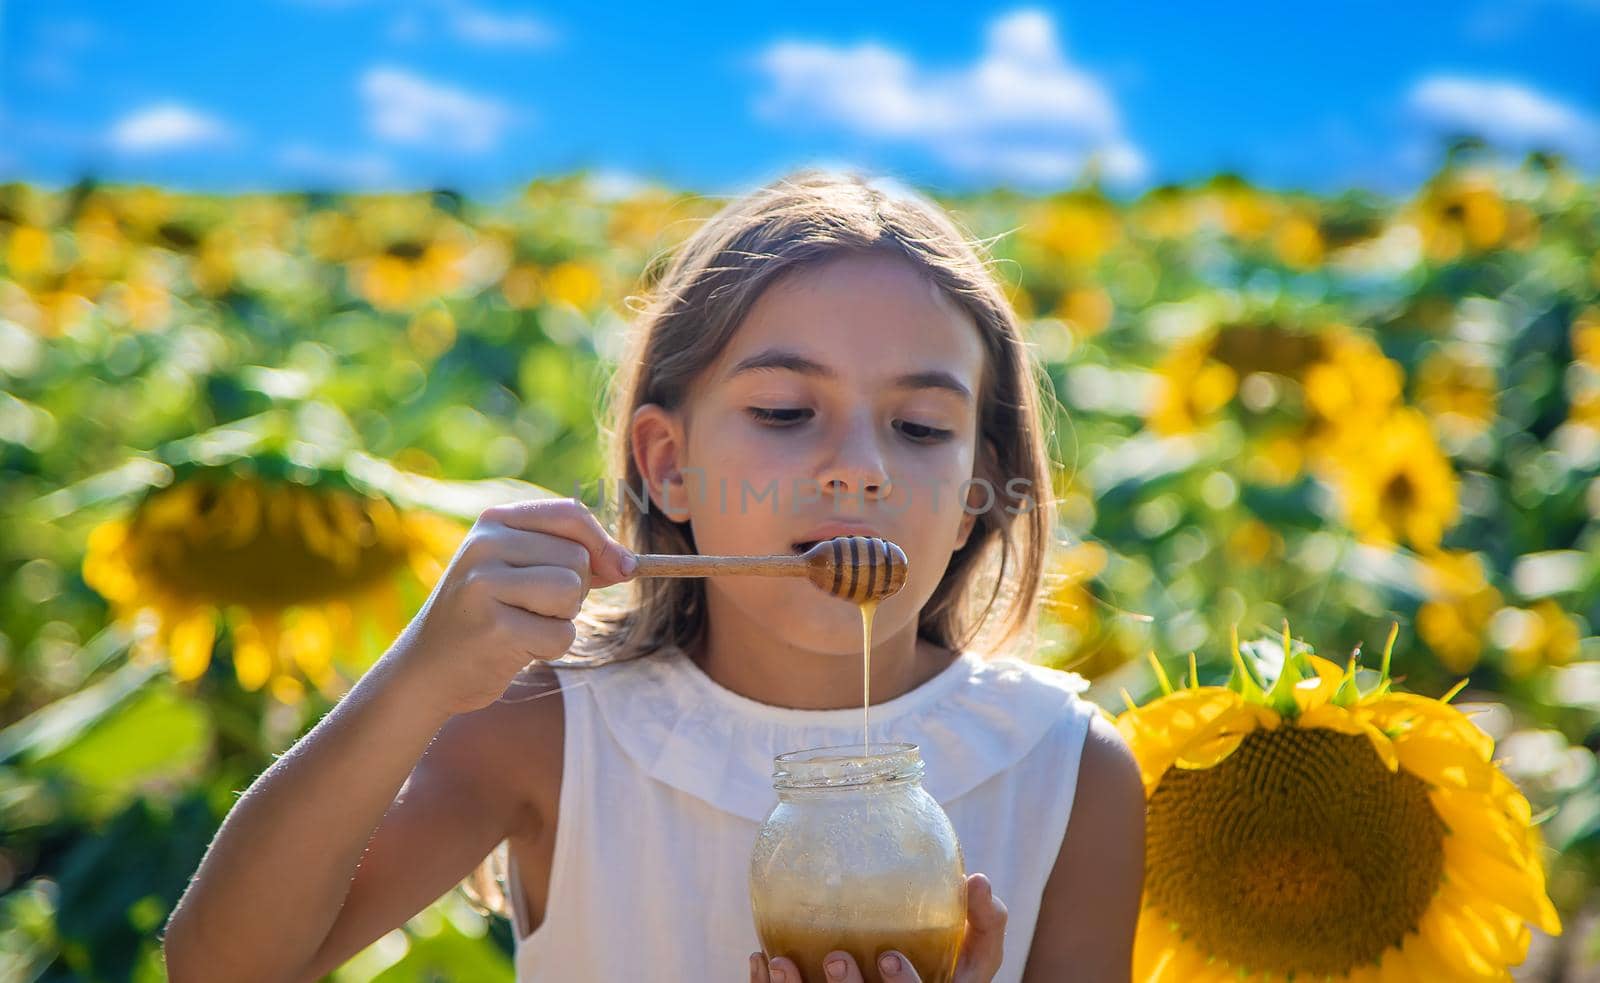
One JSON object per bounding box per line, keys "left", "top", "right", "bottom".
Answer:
{"left": 955, "top": 436, "right": 1000, "bottom": 552}
{"left": 631, "top": 403, "right": 692, "bottom": 522}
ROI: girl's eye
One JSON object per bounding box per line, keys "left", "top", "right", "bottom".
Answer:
{"left": 746, "top": 407, "right": 813, "bottom": 426}
{"left": 746, "top": 407, "right": 952, "bottom": 443}
{"left": 896, "top": 420, "right": 954, "bottom": 443}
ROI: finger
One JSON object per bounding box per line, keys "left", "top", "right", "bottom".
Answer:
{"left": 482, "top": 595, "right": 579, "bottom": 662}
{"left": 480, "top": 497, "right": 635, "bottom": 585}
{"left": 750, "top": 951, "right": 771, "bottom": 983}
{"left": 491, "top": 529, "right": 593, "bottom": 590}
{"left": 485, "top": 563, "right": 588, "bottom": 620}
{"left": 967, "top": 873, "right": 1008, "bottom": 934}
{"left": 822, "top": 950, "right": 866, "bottom": 983}
{"left": 876, "top": 950, "right": 923, "bottom": 982}
{"left": 768, "top": 956, "right": 803, "bottom": 983}
{"left": 955, "top": 873, "right": 1007, "bottom": 979}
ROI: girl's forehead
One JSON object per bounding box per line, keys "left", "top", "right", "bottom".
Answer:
{"left": 715, "top": 255, "right": 984, "bottom": 383}
{"left": 759, "top": 250, "right": 963, "bottom": 315}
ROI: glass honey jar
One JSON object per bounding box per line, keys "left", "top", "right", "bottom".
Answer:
{"left": 749, "top": 743, "right": 966, "bottom": 983}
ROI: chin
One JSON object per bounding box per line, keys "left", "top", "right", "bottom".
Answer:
{"left": 778, "top": 607, "right": 888, "bottom": 654}
{"left": 728, "top": 581, "right": 895, "bottom": 649}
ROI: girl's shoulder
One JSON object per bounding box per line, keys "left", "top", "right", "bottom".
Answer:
{"left": 956, "top": 648, "right": 1100, "bottom": 743}
{"left": 965, "top": 649, "right": 1092, "bottom": 699}
{"left": 916, "top": 650, "right": 1099, "bottom": 794}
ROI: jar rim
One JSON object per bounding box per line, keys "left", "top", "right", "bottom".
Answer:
{"left": 771, "top": 742, "right": 924, "bottom": 789}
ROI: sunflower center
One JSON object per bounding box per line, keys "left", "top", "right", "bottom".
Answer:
{"left": 131, "top": 478, "right": 412, "bottom": 607}
{"left": 1145, "top": 726, "right": 1445, "bottom": 976}
{"left": 1382, "top": 471, "right": 1417, "bottom": 511}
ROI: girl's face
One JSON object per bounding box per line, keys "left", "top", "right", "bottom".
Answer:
{"left": 633, "top": 250, "right": 990, "bottom": 656}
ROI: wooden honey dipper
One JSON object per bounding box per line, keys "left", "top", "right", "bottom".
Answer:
{"left": 629, "top": 535, "right": 908, "bottom": 603}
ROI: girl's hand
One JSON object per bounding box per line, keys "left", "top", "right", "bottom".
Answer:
{"left": 749, "top": 873, "right": 1008, "bottom": 983}
{"left": 388, "top": 498, "right": 636, "bottom": 717}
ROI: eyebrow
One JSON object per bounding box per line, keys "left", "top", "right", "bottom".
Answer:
{"left": 726, "top": 348, "right": 973, "bottom": 400}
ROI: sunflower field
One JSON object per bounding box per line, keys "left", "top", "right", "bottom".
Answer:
{"left": 3, "top": 142, "right": 1599, "bottom": 980}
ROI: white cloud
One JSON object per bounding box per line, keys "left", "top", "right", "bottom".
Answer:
{"left": 108, "top": 103, "right": 235, "bottom": 154}
{"left": 278, "top": 143, "right": 396, "bottom": 185}
{"left": 581, "top": 168, "right": 659, "bottom": 201}
{"left": 443, "top": 2, "right": 557, "bottom": 48}
{"left": 1407, "top": 74, "right": 1600, "bottom": 162}
{"left": 360, "top": 66, "right": 517, "bottom": 152}
{"left": 751, "top": 8, "right": 1146, "bottom": 186}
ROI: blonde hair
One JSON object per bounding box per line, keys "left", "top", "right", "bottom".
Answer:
{"left": 463, "top": 166, "right": 1060, "bottom": 920}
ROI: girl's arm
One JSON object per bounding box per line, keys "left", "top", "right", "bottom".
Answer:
{"left": 297, "top": 667, "right": 562, "bottom": 980}
{"left": 1022, "top": 714, "right": 1146, "bottom": 982}
{"left": 162, "top": 497, "right": 628, "bottom": 983}
{"left": 161, "top": 655, "right": 549, "bottom": 983}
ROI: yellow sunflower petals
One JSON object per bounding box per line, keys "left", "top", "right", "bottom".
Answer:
{"left": 1442, "top": 844, "right": 1562, "bottom": 936}
{"left": 285, "top": 606, "right": 334, "bottom": 678}
{"left": 230, "top": 615, "right": 274, "bottom": 691}
{"left": 1487, "top": 770, "right": 1534, "bottom": 826}
{"left": 1436, "top": 884, "right": 1527, "bottom": 968}
{"left": 1129, "top": 907, "right": 1168, "bottom": 975}
{"left": 1173, "top": 731, "right": 1246, "bottom": 770}
{"left": 1172, "top": 705, "right": 1270, "bottom": 770}
{"left": 85, "top": 518, "right": 130, "bottom": 553}
{"left": 1432, "top": 788, "right": 1536, "bottom": 868}
{"left": 1342, "top": 963, "right": 1383, "bottom": 983}
{"left": 1140, "top": 949, "right": 1182, "bottom": 983}
{"left": 270, "top": 673, "right": 306, "bottom": 704}
{"left": 1163, "top": 946, "right": 1213, "bottom": 983}
{"left": 1396, "top": 733, "right": 1495, "bottom": 790}
{"left": 1291, "top": 653, "right": 1346, "bottom": 712}
{"left": 1119, "top": 688, "right": 1255, "bottom": 784}
{"left": 1374, "top": 942, "right": 1414, "bottom": 983}
{"left": 1417, "top": 901, "right": 1500, "bottom": 978}
{"left": 1367, "top": 693, "right": 1494, "bottom": 759}
{"left": 82, "top": 520, "right": 140, "bottom": 604}
{"left": 167, "top": 607, "right": 217, "bottom": 681}
{"left": 1398, "top": 928, "right": 1465, "bottom": 980}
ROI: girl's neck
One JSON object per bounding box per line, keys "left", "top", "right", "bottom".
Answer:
{"left": 686, "top": 591, "right": 959, "bottom": 711}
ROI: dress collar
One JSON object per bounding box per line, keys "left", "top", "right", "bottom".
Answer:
{"left": 567, "top": 645, "right": 1090, "bottom": 823}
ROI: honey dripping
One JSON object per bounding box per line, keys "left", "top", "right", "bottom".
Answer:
{"left": 860, "top": 598, "right": 877, "bottom": 755}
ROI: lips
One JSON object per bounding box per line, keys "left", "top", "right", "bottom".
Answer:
{"left": 790, "top": 523, "right": 886, "bottom": 554}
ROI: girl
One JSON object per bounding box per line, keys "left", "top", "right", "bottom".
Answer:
{"left": 162, "top": 170, "right": 1146, "bottom": 982}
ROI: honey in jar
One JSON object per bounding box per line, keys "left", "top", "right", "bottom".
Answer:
{"left": 749, "top": 743, "right": 966, "bottom": 983}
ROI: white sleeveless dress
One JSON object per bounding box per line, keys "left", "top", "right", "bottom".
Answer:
{"left": 499, "top": 644, "right": 1097, "bottom": 982}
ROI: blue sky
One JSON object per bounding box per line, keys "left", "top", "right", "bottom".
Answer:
{"left": 4, "top": 1, "right": 1598, "bottom": 199}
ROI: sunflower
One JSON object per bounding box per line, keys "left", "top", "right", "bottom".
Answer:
{"left": 1271, "top": 208, "right": 1325, "bottom": 270}
{"left": 1418, "top": 550, "right": 1502, "bottom": 675}
{"left": 1148, "top": 335, "right": 1237, "bottom": 434}
{"left": 1129, "top": 185, "right": 1201, "bottom": 240}
{"left": 344, "top": 197, "right": 476, "bottom": 311}
{"left": 1118, "top": 626, "right": 1562, "bottom": 981}
{"left": 83, "top": 466, "right": 465, "bottom": 702}
{"left": 1050, "top": 284, "right": 1115, "bottom": 339}
{"left": 1327, "top": 408, "right": 1459, "bottom": 552}
{"left": 1203, "top": 174, "right": 1278, "bottom": 242}
{"left": 540, "top": 259, "right": 606, "bottom": 310}
{"left": 1564, "top": 306, "right": 1600, "bottom": 432}
{"left": 1492, "top": 600, "right": 1582, "bottom": 679}
{"left": 1039, "top": 542, "right": 1135, "bottom": 679}
{"left": 1148, "top": 321, "right": 1402, "bottom": 458}
{"left": 1301, "top": 331, "right": 1405, "bottom": 459}
{"left": 1022, "top": 192, "right": 1123, "bottom": 267}
{"left": 1416, "top": 347, "right": 1499, "bottom": 444}
{"left": 1409, "top": 172, "right": 1539, "bottom": 263}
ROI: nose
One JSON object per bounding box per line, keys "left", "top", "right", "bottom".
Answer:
{"left": 819, "top": 414, "right": 890, "bottom": 500}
